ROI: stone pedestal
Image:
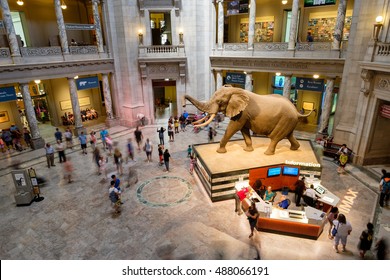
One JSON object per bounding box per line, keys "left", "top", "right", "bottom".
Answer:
{"left": 105, "top": 117, "right": 120, "bottom": 128}
{"left": 73, "top": 126, "right": 87, "bottom": 137}
{"left": 30, "top": 137, "right": 45, "bottom": 150}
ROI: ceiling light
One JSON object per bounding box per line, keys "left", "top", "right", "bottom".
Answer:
{"left": 74, "top": 76, "right": 79, "bottom": 80}
{"left": 61, "top": 0, "right": 67, "bottom": 10}
{"left": 276, "top": 72, "right": 281, "bottom": 76}
{"left": 34, "top": 80, "right": 41, "bottom": 84}
{"left": 282, "top": 0, "right": 288, "bottom": 4}
{"left": 17, "top": 0, "right": 24, "bottom": 6}
{"left": 313, "top": 74, "right": 319, "bottom": 79}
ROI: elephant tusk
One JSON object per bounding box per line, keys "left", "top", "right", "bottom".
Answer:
{"left": 194, "top": 114, "right": 215, "bottom": 128}
{"left": 192, "top": 115, "right": 208, "bottom": 125}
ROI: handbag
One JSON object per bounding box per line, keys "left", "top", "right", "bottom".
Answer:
{"left": 332, "top": 223, "right": 339, "bottom": 237}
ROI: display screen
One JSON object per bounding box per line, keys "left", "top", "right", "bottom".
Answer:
{"left": 267, "top": 167, "right": 281, "bottom": 177}
{"left": 315, "top": 186, "right": 326, "bottom": 195}
{"left": 283, "top": 166, "right": 299, "bottom": 176}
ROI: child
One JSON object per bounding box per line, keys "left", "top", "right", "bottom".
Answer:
{"left": 187, "top": 145, "right": 192, "bottom": 157}
{"left": 98, "top": 155, "right": 107, "bottom": 179}
{"left": 189, "top": 155, "right": 196, "bottom": 175}
{"left": 158, "top": 144, "right": 164, "bottom": 166}
{"left": 338, "top": 151, "right": 348, "bottom": 173}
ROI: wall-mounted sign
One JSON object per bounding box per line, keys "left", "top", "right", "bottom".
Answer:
{"left": 76, "top": 76, "right": 99, "bottom": 90}
{"left": 296, "top": 77, "right": 324, "bottom": 92}
{"left": 226, "top": 72, "right": 246, "bottom": 85}
{"left": 0, "top": 86, "right": 17, "bottom": 102}
{"left": 380, "top": 104, "right": 390, "bottom": 119}
{"left": 304, "top": 0, "right": 336, "bottom": 7}
{"left": 65, "top": 23, "right": 95, "bottom": 30}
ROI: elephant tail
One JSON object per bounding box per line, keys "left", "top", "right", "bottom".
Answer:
{"left": 297, "top": 109, "right": 317, "bottom": 119}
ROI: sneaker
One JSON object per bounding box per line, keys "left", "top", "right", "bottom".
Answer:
{"left": 333, "top": 246, "right": 339, "bottom": 253}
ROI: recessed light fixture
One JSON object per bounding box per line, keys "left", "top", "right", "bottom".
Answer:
{"left": 313, "top": 74, "right": 319, "bottom": 79}
{"left": 74, "top": 76, "right": 79, "bottom": 79}
{"left": 17, "top": 0, "right": 24, "bottom": 6}
{"left": 282, "top": 0, "right": 288, "bottom": 4}
{"left": 164, "top": 78, "right": 169, "bottom": 81}
{"left": 276, "top": 72, "right": 281, "bottom": 76}
{"left": 34, "top": 80, "right": 41, "bottom": 84}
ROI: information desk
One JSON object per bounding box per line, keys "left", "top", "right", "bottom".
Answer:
{"left": 237, "top": 181, "right": 327, "bottom": 239}
{"left": 305, "top": 177, "right": 340, "bottom": 212}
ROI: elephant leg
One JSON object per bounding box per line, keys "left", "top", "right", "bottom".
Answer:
{"left": 288, "top": 132, "right": 300, "bottom": 150}
{"left": 217, "top": 120, "right": 242, "bottom": 153}
{"left": 264, "top": 139, "right": 278, "bottom": 155}
{"left": 241, "top": 127, "right": 253, "bottom": 152}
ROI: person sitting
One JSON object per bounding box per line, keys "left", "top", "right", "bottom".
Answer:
{"left": 275, "top": 195, "right": 290, "bottom": 209}
{"left": 263, "top": 186, "right": 276, "bottom": 202}
{"left": 303, "top": 184, "right": 318, "bottom": 208}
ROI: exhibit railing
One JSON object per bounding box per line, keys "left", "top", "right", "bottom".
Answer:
{"left": 138, "top": 45, "right": 186, "bottom": 57}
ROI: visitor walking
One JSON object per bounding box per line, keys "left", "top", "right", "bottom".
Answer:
{"left": 64, "top": 128, "right": 73, "bottom": 149}
{"left": 134, "top": 126, "right": 143, "bottom": 151}
{"left": 163, "top": 149, "right": 171, "bottom": 172}
{"left": 144, "top": 138, "right": 153, "bottom": 162}
{"left": 78, "top": 131, "right": 88, "bottom": 155}
{"left": 113, "top": 148, "right": 123, "bottom": 175}
{"left": 246, "top": 201, "right": 259, "bottom": 238}
{"left": 55, "top": 139, "right": 66, "bottom": 163}
{"left": 189, "top": 155, "right": 196, "bottom": 175}
{"left": 100, "top": 128, "right": 108, "bottom": 150}
{"left": 126, "top": 138, "right": 135, "bottom": 163}
{"left": 63, "top": 156, "right": 74, "bottom": 183}
{"left": 332, "top": 213, "right": 352, "bottom": 253}
{"left": 358, "top": 222, "right": 374, "bottom": 259}
{"left": 89, "top": 131, "right": 97, "bottom": 151}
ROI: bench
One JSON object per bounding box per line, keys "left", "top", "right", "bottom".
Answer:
{"left": 323, "top": 142, "right": 353, "bottom": 163}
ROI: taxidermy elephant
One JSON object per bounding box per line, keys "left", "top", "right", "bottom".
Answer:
{"left": 184, "top": 85, "right": 315, "bottom": 155}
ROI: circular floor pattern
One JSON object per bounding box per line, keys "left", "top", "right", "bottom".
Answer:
{"left": 136, "top": 176, "right": 193, "bottom": 207}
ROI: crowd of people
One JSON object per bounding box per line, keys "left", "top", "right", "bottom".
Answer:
{"left": 0, "top": 124, "right": 31, "bottom": 153}
{"left": 61, "top": 108, "right": 98, "bottom": 126}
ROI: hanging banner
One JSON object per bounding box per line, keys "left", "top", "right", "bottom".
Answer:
{"left": 65, "top": 23, "right": 95, "bottom": 30}
{"left": 76, "top": 76, "right": 99, "bottom": 90}
{"left": 226, "top": 72, "right": 246, "bottom": 85}
{"left": 296, "top": 77, "right": 324, "bottom": 92}
{"left": 0, "top": 86, "right": 17, "bottom": 102}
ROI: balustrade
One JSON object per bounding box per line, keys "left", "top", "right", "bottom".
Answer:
{"left": 20, "top": 47, "right": 62, "bottom": 57}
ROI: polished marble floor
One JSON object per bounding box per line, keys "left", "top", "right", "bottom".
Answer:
{"left": 0, "top": 117, "right": 389, "bottom": 260}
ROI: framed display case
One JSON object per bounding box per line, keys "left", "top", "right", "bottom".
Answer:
{"left": 308, "top": 16, "right": 352, "bottom": 41}
{"left": 240, "top": 17, "right": 274, "bottom": 43}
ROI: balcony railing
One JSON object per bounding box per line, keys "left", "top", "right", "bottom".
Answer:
{"left": 21, "top": 47, "right": 62, "bottom": 57}
{"left": 69, "top": 45, "right": 98, "bottom": 55}
{"left": 138, "top": 45, "right": 185, "bottom": 57}
{"left": 214, "top": 42, "right": 342, "bottom": 59}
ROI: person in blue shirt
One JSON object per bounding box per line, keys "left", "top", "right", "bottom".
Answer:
{"left": 54, "top": 128, "right": 62, "bottom": 142}
{"left": 111, "top": 175, "right": 123, "bottom": 203}
{"left": 100, "top": 128, "right": 108, "bottom": 150}
{"left": 263, "top": 186, "right": 275, "bottom": 202}
{"left": 276, "top": 195, "right": 290, "bottom": 209}
{"left": 78, "top": 131, "right": 87, "bottom": 155}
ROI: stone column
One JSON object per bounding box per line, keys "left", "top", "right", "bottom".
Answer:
{"left": 67, "top": 78, "right": 85, "bottom": 136}
{"left": 247, "top": 0, "right": 256, "bottom": 50}
{"left": 102, "top": 73, "right": 113, "bottom": 119}
{"left": 245, "top": 72, "right": 253, "bottom": 91}
{"left": 0, "top": 0, "right": 21, "bottom": 57}
{"left": 92, "top": 0, "right": 104, "bottom": 53}
{"left": 217, "top": 0, "right": 224, "bottom": 50}
{"left": 332, "top": 0, "right": 347, "bottom": 50}
{"left": 288, "top": 0, "right": 299, "bottom": 50}
{"left": 283, "top": 74, "right": 292, "bottom": 100}
{"left": 216, "top": 70, "right": 223, "bottom": 90}
{"left": 101, "top": 0, "right": 110, "bottom": 55}
{"left": 20, "top": 83, "right": 45, "bottom": 149}
{"left": 319, "top": 77, "right": 335, "bottom": 133}
{"left": 54, "top": 0, "right": 69, "bottom": 54}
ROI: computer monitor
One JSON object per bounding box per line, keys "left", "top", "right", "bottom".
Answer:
{"left": 282, "top": 166, "right": 299, "bottom": 176}
{"left": 315, "top": 186, "right": 326, "bottom": 195}
{"left": 267, "top": 167, "right": 281, "bottom": 177}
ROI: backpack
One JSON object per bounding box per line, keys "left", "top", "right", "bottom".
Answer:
{"left": 109, "top": 190, "right": 118, "bottom": 203}
{"left": 383, "top": 179, "right": 390, "bottom": 194}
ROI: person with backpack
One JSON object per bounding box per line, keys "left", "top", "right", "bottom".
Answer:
{"left": 358, "top": 222, "right": 374, "bottom": 259}
{"left": 108, "top": 181, "right": 121, "bottom": 214}
{"left": 379, "top": 171, "right": 390, "bottom": 207}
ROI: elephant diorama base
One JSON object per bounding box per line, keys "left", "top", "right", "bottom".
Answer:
{"left": 184, "top": 85, "right": 315, "bottom": 155}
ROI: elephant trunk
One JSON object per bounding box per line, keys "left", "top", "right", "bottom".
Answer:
{"left": 184, "top": 95, "right": 212, "bottom": 113}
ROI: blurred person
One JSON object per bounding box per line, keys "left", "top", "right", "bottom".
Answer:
{"left": 63, "top": 156, "right": 74, "bottom": 183}
{"left": 113, "top": 148, "right": 123, "bottom": 175}
{"left": 358, "top": 222, "right": 374, "bottom": 259}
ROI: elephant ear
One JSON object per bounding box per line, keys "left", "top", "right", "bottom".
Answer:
{"left": 226, "top": 92, "right": 249, "bottom": 118}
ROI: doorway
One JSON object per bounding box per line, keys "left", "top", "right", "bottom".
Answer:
{"left": 150, "top": 12, "right": 172, "bottom": 45}
{"left": 152, "top": 80, "right": 177, "bottom": 125}
{"left": 282, "top": 10, "right": 300, "bottom": 42}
